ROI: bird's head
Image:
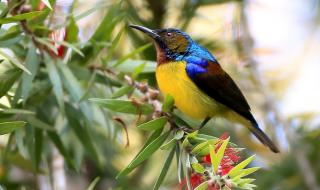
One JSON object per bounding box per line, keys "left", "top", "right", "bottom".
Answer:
{"left": 129, "top": 25, "right": 192, "bottom": 64}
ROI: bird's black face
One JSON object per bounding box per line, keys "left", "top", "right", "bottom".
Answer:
{"left": 129, "top": 25, "right": 191, "bottom": 60}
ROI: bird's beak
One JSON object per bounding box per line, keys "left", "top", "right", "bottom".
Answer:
{"left": 129, "top": 25, "right": 161, "bottom": 41}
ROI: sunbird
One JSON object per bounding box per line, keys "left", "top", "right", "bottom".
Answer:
{"left": 129, "top": 25, "right": 279, "bottom": 153}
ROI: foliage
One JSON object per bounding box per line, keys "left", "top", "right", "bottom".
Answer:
{"left": 0, "top": 0, "right": 319, "bottom": 190}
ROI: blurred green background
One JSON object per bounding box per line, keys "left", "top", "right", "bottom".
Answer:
{"left": 0, "top": 0, "right": 320, "bottom": 189}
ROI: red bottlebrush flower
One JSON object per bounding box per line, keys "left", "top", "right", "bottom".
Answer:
{"left": 179, "top": 173, "right": 203, "bottom": 190}
{"left": 48, "top": 28, "right": 67, "bottom": 58}
{"left": 190, "top": 173, "right": 203, "bottom": 189}
{"left": 203, "top": 133, "right": 241, "bottom": 176}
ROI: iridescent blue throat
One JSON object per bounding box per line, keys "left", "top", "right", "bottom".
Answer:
{"left": 165, "top": 41, "right": 217, "bottom": 79}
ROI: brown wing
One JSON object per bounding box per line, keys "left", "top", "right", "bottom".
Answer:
{"left": 189, "top": 61, "right": 280, "bottom": 153}
{"left": 191, "top": 61, "right": 254, "bottom": 121}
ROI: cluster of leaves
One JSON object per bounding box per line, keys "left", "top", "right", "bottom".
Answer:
{"left": 92, "top": 93, "right": 260, "bottom": 190}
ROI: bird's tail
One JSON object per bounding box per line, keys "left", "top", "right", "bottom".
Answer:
{"left": 249, "top": 120, "right": 280, "bottom": 153}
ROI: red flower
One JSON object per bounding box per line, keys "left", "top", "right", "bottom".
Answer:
{"left": 48, "top": 28, "right": 67, "bottom": 58}
{"left": 179, "top": 173, "right": 202, "bottom": 190}
{"left": 203, "top": 133, "right": 240, "bottom": 176}
{"left": 179, "top": 133, "right": 241, "bottom": 190}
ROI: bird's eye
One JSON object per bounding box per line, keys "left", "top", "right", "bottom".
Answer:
{"left": 166, "top": 32, "right": 172, "bottom": 37}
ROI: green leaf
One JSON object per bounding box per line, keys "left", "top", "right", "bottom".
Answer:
{"left": 194, "top": 181, "right": 209, "bottom": 190}
{"left": 0, "top": 121, "right": 26, "bottom": 135}
{"left": 0, "top": 50, "right": 31, "bottom": 74}
{"left": 228, "top": 155, "right": 255, "bottom": 178}
{"left": 66, "top": 16, "right": 79, "bottom": 43}
{"left": 58, "top": 62, "right": 93, "bottom": 121}
{"left": 162, "top": 94, "right": 174, "bottom": 112}
{"left": 174, "top": 130, "right": 184, "bottom": 140}
{"left": 213, "top": 137, "right": 229, "bottom": 173}
{"left": 108, "top": 59, "right": 156, "bottom": 73}
{"left": 41, "top": 0, "right": 52, "bottom": 10}
{"left": 0, "top": 11, "right": 45, "bottom": 24}
{"left": 6, "top": 152, "right": 40, "bottom": 173}
{"left": 111, "top": 85, "right": 134, "bottom": 98}
{"left": 102, "top": 28, "right": 123, "bottom": 64}
{"left": 153, "top": 148, "right": 175, "bottom": 190}
{"left": 160, "top": 138, "right": 177, "bottom": 150}
{"left": 113, "top": 43, "right": 151, "bottom": 67}
{"left": 0, "top": 30, "right": 22, "bottom": 47}
{"left": 21, "top": 44, "right": 39, "bottom": 102}
{"left": 86, "top": 177, "right": 100, "bottom": 190}
{"left": 192, "top": 163, "right": 205, "bottom": 174}
{"left": 54, "top": 40, "right": 84, "bottom": 57}
{"left": 137, "top": 116, "right": 167, "bottom": 131}
{"left": 137, "top": 128, "right": 164, "bottom": 156}
{"left": 0, "top": 108, "right": 35, "bottom": 115}
{"left": 46, "top": 57, "right": 64, "bottom": 111}
{"left": 36, "top": 37, "right": 58, "bottom": 55}
{"left": 65, "top": 104, "right": 101, "bottom": 166}
{"left": 74, "top": 3, "right": 110, "bottom": 21}
{"left": 238, "top": 178, "right": 256, "bottom": 186}
{"left": 209, "top": 144, "right": 216, "bottom": 174}
{"left": 187, "top": 131, "right": 198, "bottom": 139}
{"left": 182, "top": 136, "right": 190, "bottom": 148}
{"left": 0, "top": 68, "right": 21, "bottom": 98}
{"left": 47, "top": 131, "right": 76, "bottom": 170}
{"left": 131, "top": 62, "right": 146, "bottom": 79}
{"left": 34, "top": 129, "right": 43, "bottom": 171}
{"left": 117, "top": 131, "right": 170, "bottom": 178}
{"left": 191, "top": 141, "right": 208, "bottom": 154}
{"left": 231, "top": 167, "right": 260, "bottom": 179}
{"left": 27, "top": 116, "right": 55, "bottom": 131}
{"left": 90, "top": 98, "right": 153, "bottom": 115}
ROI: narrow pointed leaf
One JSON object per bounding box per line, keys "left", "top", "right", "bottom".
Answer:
{"left": 117, "top": 131, "right": 170, "bottom": 178}
{"left": 153, "top": 148, "right": 175, "bottom": 190}
{"left": 194, "top": 181, "right": 209, "bottom": 190}
{"left": 174, "top": 130, "right": 184, "bottom": 140}
{"left": 231, "top": 167, "right": 260, "bottom": 179}
{"left": 90, "top": 98, "right": 153, "bottom": 115}
{"left": 228, "top": 155, "right": 255, "bottom": 178}
{"left": 192, "top": 163, "right": 205, "bottom": 174}
{"left": 162, "top": 94, "right": 174, "bottom": 112}
{"left": 0, "top": 121, "right": 26, "bottom": 135}
{"left": 111, "top": 85, "right": 134, "bottom": 98}
{"left": 86, "top": 177, "right": 100, "bottom": 190}
{"left": 0, "top": 68, "right": 21, "bottom": 98}
{"left": 0, "top": 11, "right": 44, "bottom": 24}
{"left": 209, "top": 144, "right": 217, "bottom": 174}
{"left": 113, "top": 43, "right": 151, "bottom": 67}
{"left": 0, "top": 50, "right": 31, "bottom": 74}
{"left": 21, "top": 45, "right": 39, "bottom": 102}
{"left": 47, "top": 132, "right": 76, "bottom": 170}
{"left": 1, "top": 108, "right": 35, "bottom": 115}
{"left": 34, "top": 129, "right": 43, "bottom": 171}
{"left": 160, "top": 138, "right": 177, "bottom": 150}
{"left": 191, "top": 141, "right": 208, "bottom": 154}
{"left": 137, "top": 116, "right": 167, "bottom": 131}
{"left": 46, "top": 58, "right": 64, "bottom": 111}
{"left": 213, "top": 137, "right": 229, "bottom": 173}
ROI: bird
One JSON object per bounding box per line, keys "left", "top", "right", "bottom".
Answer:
{"left": 129, "top": 25, "right": 279, "bottom": 153}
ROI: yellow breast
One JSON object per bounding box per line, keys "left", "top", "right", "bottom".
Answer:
{"left": 156, "top": 61, "right": 222, "bottom": 119}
